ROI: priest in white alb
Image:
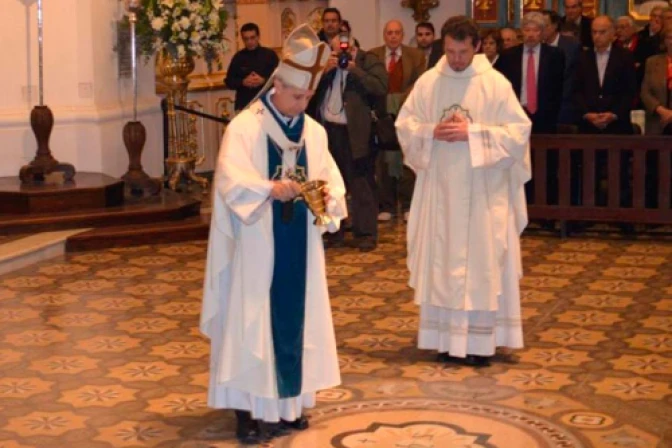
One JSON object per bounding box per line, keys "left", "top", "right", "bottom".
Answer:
{"left": 200, "top": 24, "right": 346, "bottom": 444}
{"left": 395, "top": 16, "right": 532, "bottom": 367}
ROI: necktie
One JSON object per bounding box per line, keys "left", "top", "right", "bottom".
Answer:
{"left": 526, "top": 48, "right": 537, "bottom": 115}
{"left": 388, "top": 50, "right": 397, "bottom": 73}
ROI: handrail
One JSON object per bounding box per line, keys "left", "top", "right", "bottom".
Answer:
{"left": 527, "top": 135, "right": 672, "bottom": 230}
{"left": 174, "top": 104, "right": 231, "bottom": 124}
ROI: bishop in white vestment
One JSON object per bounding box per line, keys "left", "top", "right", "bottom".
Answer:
{"left": 395, "top": 17, "right": 532, "bottom": 366}
{"left": 200, "top": 25, "right": 346, "bottom": 443}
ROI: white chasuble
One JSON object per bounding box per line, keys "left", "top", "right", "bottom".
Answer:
{"left": 200, "top": 101, "right": 347, "bottom": 421}
{"left": 395, "top": 54, "right": 532, "bottom": 357}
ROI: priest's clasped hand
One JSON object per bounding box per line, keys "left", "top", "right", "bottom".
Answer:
{"left": 433, "top": 114, "right": 469, "bottom": 143}
{"left": 270, "top": 180, "right": 301, "bottom": 202}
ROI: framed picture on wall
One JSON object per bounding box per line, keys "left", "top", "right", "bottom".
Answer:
{"left": 629, "top": 0, "right": 671, "bottom": 20}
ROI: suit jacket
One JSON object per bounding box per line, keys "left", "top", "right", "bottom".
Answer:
{"left": 555, "top": 35, "right": 582, "bottom": 123}
{"left": 640, "top": 54, "right": 671, "bottom": 135}
{"left": 494, "top": 44, "right": 565, "bottom": 133}
{"left": 573, "top": 45, "right": 638, "bottom": 134}
{"left": 427, "top": 39, "right": 443, "bottom": 69}
{"left": 369, "top": 44, "right": 425, "bottom": 102}
{"left": 308, "top": 49, "right": 388, "bottom": 159}
{"left": 562, "top": 15, "right": 593, "bottom": 49}
{"left": 634, "top": 30, "right": 663, "bottom": 82}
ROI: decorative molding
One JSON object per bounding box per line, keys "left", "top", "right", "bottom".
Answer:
{"left": 522, "top": 0, "right": 544, "bottom": 14}
{"left": 307, "top": 7, "right": 325, "bottom": 33}
{"left": 0, "top": 101, "right": 162, "bottom": 128}
{"left": 156, "top": 72, "right": 230, "bottom": 94}
{"left": 472, "top": 0, "right": 498, "bottom": 24}
{"left": 582, "top": 0, "right": 599, "bottom": 18}
{"left": 401, "top": 0, "right": 440, "bottom": 23}
{"left": 628, "top": 0, "right": 660, "bottom": 21}
{"left": 281, "top": 8, "right": 297, "bottom": 42}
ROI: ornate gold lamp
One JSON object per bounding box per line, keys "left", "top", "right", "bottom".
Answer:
{"left": 159, "top": 54, "right": 209, "bottom": 192}
{"left": 122, "top": 0, "right": 229, "bottom": 193}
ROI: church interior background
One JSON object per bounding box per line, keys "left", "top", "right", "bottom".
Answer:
{"left": 0, "top": 0, "right": 670, "bottom": 447}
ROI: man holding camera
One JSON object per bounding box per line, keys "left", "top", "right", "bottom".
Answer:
{"left": 308, "top": 33, "right": 388, "bottom": 251}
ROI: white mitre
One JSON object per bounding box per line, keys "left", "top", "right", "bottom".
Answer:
{"left": 275, "top": 24, "right": 330, "bottom": 90}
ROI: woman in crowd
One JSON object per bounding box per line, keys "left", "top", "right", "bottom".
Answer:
{"left": 481, "top": 28, "right": 504, "bottom": 65}
{"left": 641, "top": 25, "right": 672, "bottom": 135}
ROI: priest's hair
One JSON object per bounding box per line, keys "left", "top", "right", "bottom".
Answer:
{"left": 440, "top": 16, "right": 480, "bottom": 45}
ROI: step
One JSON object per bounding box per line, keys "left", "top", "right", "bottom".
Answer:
{"left": 0, "top": 229, "right": 90, "bottom": 275}
{"left": 65, "top": 214, "right": 211, "bottom": 252}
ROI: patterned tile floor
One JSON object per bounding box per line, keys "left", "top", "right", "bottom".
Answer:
{"left": 0, "top": 223, "right": 670, "bottom": 448}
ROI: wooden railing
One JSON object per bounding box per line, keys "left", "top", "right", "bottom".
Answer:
{"left": 527, "top": 135, "right": 672, "bottom": 225}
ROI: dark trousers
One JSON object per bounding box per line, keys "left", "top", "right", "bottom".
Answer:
{"left": 324, "top": 122, "right": 377, "bottom": 238}
{"left": 377, "top": 152, "right": 415, "bottom": 214}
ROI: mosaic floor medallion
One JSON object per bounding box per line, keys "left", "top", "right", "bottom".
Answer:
{"left": 286, "top": 399, "right": 585, "bottom": 448}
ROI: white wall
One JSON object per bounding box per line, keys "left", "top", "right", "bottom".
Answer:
{"left": 330, "top": 0, "right": 467, "bottom": 49}
{"left": 0, "top": 0, "right": 163, "bottom": 178}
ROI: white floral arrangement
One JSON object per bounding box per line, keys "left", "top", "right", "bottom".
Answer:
{"left": 126, "top": 0, "right": 229, "bottom": 71}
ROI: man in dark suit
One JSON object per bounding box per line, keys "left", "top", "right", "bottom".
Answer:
{"left": 637, "top": 5, "right": 664, "bottom": 43}
{"left": 635, "top": 6, "right": 664, "bottom": 77}
{"left": 308, "top": 34, "right": 388, "bottom": 251}
{"left": 370, "top": 20, "right": 425, "bottom": 222}
{"left": 225, "top": 23, "right": 279, "bottom": 111}
{"left": 495, "top": 12, "right": 565, "bottom": 134}
{"left": 573, "top": 16, "right": 639, "bottom": 207}
{"left": 542, "top": 9, "right": 581, "bottom": 125}
{"left": 573, "top": 16, "right": 637, "bottom": 134}
{"left": 562, "top": 0, "right": 593, "bottom": 49}
{"left": 415, "top": 22, "right": 435, "bottom": 69}
{"left": 426, "top": 38, "right": 443, "bottom": 69}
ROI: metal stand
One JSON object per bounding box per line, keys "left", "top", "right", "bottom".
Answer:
{"left": 121, "top": 4, "right": 161, "bottom": 196}
{"left": 20, "top": 0, "right": 76, "bottom": 184}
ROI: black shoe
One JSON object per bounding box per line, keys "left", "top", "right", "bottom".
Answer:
{"left": 282, "top": 415, "right": 309, "bottom": 431}
{"left": 436, "top": 352, "right": 451, "bottom": 363}
{"left": 357, "top": 236, "right": 377, "bottom": 252}
{"left": 235, "top": 410, "right": 264, "bottom": 444}
{"left": 262, "top": 421, "right": 290, "bottom": 438}
{"left": 324, "top": 231, "right": 345, "bottom": 248}
{"left": 463, "top": 355, "right": 492, "bottom": 367}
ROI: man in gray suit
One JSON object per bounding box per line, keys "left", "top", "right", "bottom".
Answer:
{"left": 308, "top": 34, "right": 388, "bottom": 251}
{"left": 542, "top": 9, "right": 581, "bottom": 125}
{"left": 370, "top": 20, "right": 426, "bottom": 222}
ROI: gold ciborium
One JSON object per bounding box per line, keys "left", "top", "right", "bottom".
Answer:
{"left": 300, "top": 180, "right": 332, "bottom": 226}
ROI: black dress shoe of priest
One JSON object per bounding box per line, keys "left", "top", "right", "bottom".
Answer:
{"left": 261, "top": 421, "right": 290, "bottom": 438}
{"left": 436, "top": 352, "right": 451, "bottom": 363}
{"left": 464, "top": 355, "right": 492, "bottom": 368}
{"left": 282, "top": 415, "right": 310, "bottom": 431}
{"left": 235, "top": 410, "right": 264, "bottom": 445}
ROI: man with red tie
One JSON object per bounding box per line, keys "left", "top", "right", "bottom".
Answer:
{"left": 370, "top": 21, "right": 426, "bottom": 222}
{"left": 495, "top": 12, "right": 565, "bottom": 134}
